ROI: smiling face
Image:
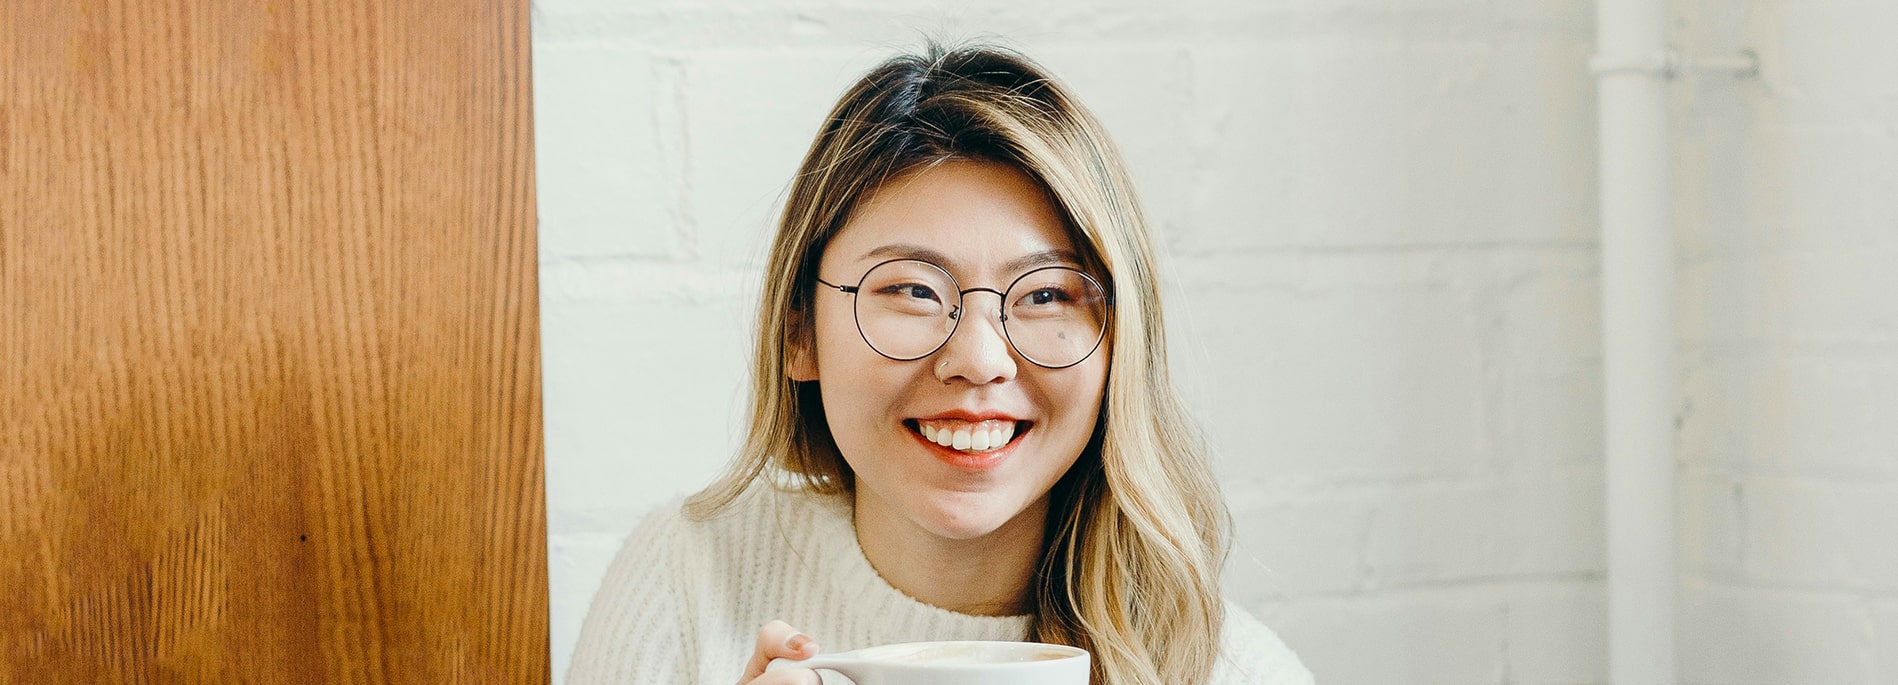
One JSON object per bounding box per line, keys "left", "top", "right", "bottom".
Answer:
{"left": 793, "top": 159, "right": 1110, "bottom": 543}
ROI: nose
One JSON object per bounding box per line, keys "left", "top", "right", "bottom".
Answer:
{"left": 934, "top": 290, "right": 1016, "bottom": 385}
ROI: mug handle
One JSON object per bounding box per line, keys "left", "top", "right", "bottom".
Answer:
{"left": 765, "top": 655, "right": 865, "bottom": 684}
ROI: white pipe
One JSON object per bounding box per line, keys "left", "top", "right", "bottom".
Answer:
{"left": 1593, "top": 0, "right": 1676, "bottom": 682}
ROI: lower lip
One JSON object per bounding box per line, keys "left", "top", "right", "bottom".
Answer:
{"left": 909, "top": 426, "right": 1023, "bottom": 472}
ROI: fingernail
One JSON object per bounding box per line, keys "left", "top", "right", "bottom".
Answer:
{"left": 786, "top": 633, "right": 813, "bottom": 653}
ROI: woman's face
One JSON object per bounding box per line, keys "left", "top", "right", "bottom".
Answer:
{"left": 795, "top": 160, "right": 1109, "bottom": 543}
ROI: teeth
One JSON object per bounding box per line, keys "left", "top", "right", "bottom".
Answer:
{"left": 915, "top": 419, "right": 1018, "bottom": 454}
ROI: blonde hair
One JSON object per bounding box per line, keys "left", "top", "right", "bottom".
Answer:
{"left": 686, "top": 41, "right": 1231, "bottom": 684}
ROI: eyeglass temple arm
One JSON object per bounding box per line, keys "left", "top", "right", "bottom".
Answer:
{"left": 814, "top": 277, "right": 857, "bottom": 294}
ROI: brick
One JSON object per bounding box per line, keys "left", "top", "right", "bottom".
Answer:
{"left": 1862, "top": 128, "right": 1898, "bottom": 238}
{"left": 1677, "top": 257, "right": 1767, "bottom": 349}
{"left": 1259, "top": 587, "right": 1507, "bottom": 684}
{"left": 1677, "top": 347, "right": 1745, "bottom": 471}
{"left": 1225, "top": 493, "right": 1376, "bottom": 598}
{"left": 1673, "top": 100, "right": 1754, "bottom": 263}
{"left": 1742, "top": 478, "right": 1898, "bottom": 593}
{"left": 1680, "top": 350, "right": 1898, "bottom": 480}
{"left": 1683, "top": 250, "right": 1898, "bottom": 348}
{"left": 1745, "top": 129, "right": 1898, "bottom": 253}
{"left": 1360, "top": 471, "right": 1601, "bottom": 587}
{"left": 1483, "top": 251, "right": 1602, "bottom": 470}
{"left": 1489, "top": 370, "right": 1602, "bottom": 470}
{"left": 1680, "top": 246, "right": 1898, "bottom": 355}
{"left": 1504, "top": 581, "right": 1606, "bottom": 685}
{"left": 533, "top": 40, "right": 682, "bottom": 259}
{"left": 1758, "top": 2, "right": 1898, "bottom": 125}
{"left": 540, "top": 258, "right": 760, "bottom": 305}
{"left": 1678, "top": 55, "right": 1898, "bottom": 255}
{"left": 1680, "top": 581, "right": 1874, "bottom": 685}
{"left": 1877, "top": 600, "right": 1898, "bottom": 685}
{"left": 1680, "top": 471, "right": 1744, "bottom": 578}
{"left": 1487, "top": 251, "right": 1601, "bottom": 376}
{"left": 678, "top": 47, "right": 882, "bottom": 266}
{"left": 1758, "top": 249, "right": 1898, "bottom": 344}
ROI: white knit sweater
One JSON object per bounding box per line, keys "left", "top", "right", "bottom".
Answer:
{"left": 567, "top": 485, "right": 1314, "bottom": 685}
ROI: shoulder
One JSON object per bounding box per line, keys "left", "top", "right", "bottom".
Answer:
{"left": 601, "top": 496, "right": 704, "bottom": 581}
{"left": 1210, "top": 601, "right": 1314, "bottom": 685}
{"left": 568, "top": 488, "right": 792, "bottom": 683}
{"left": 601, "top": 485, "right": 788, "bottom": 585}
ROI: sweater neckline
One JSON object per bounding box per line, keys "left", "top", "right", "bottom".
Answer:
{"left": 774, "top": 486, "right": 1035, "bottom": 635}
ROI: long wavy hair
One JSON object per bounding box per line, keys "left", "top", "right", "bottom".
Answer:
{"left": 685, "top": 41, "right": 1231, "bottom": 684}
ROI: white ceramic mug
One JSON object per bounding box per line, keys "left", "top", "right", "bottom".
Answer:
{"left": 764, "top": 640, "right": 1090, "bottom": 685}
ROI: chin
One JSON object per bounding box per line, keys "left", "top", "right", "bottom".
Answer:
{"left": 910, "top": 490, "right": 1033, "bottom": 541}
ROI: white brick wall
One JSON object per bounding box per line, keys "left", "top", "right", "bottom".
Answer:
{"left": 535, "top": 1, "right": 1895, "bottom": 682}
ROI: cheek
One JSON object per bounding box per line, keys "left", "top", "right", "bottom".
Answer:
{"left": 1072, "top": 357, "right": 1110, "bottom": 415}
{"left": 811, "top": 298, "right": 849, "bottom": 353}
{"left": 812, "top": 299, "right": 875, "bottom": 375}
{"left": 1039, "top": 360, "right": 1110, "bottom": 438}
{"left": 1071, "top": 366, "right": 1110, "bottom": 445}
{"left": 812, "top": 316, "right": 904, "bottom": 438}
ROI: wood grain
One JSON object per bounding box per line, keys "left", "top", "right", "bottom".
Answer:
{"left": 0, "top": 1, "right": 548, "bottom": 680}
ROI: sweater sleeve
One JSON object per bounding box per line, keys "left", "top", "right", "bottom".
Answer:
{"left": 1210, "top": 601, "right": 1315, "bottom": 685}
{"left": 566, "top": 504, "right": 697, "bottom": 685}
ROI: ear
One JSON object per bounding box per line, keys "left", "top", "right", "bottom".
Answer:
{"left": 787, "top": 342, "right": 819, "bottom": 382}
{"left": 786, "top": 314, "right": 819, "bottom": 382}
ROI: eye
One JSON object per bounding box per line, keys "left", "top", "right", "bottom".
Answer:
{"left": 1022, "top": 287, "right": 1072, "bottom": 306}
{"left": 874, "top": 282, "right": 941, "bottom": 302}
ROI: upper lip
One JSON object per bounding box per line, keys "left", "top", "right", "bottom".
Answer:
{"left": 912, "top": 409, "right": 1027, "bottom": 423}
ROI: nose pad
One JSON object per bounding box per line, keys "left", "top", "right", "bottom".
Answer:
{"left": 946, "top": 293, "right": 1007, "bottom": 344}
{"left": 946, "top": 304, "right": 1005, "bottom": 324}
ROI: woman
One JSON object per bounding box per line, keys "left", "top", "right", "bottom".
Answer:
{"left": 569, "top": 42, "right": 1311, "bottom": 685}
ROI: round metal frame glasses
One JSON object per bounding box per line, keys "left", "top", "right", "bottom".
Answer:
{"left": 815, "top": 258, "right": 1113, "bottom": 369}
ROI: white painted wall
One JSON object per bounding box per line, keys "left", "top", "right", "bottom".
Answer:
{"left": 533, "top": 1, "right": 1895, "bottom": 683}
{"left": 1672, "top": 1, "right": 1898, "bottom": 683}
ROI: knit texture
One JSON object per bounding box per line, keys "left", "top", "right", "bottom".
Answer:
{"left": 567, "top": 485, "right": 1314, "bottom": 684}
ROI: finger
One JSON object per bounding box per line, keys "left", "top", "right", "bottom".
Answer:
{"left": 741, "top": 620, "right": 819, "bottom": 680}
{"left": 747, "top": 668, "right": 824, "bottom": 685}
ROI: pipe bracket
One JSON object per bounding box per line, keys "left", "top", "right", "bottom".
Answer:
{"left": 1589, "top": 51, "right": 1674, "bottom": 77}
{"left": 1589, "top": 49, "right": 1759, "bottom": 79}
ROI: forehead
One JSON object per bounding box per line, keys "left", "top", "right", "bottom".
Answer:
{"left": 824, "top": 160, "right": 1079, "bottom": 276}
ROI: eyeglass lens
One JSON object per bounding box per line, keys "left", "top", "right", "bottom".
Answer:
{"left": 851, "top": 259, "right": 1107, "bottom": 368}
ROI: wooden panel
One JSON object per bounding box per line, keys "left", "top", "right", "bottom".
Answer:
{"left": 0, "top": 1, "right": 547, "bottom": 680}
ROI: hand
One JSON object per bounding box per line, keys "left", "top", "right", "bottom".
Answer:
{"left": 737, "top": 620, "right": 821, "bottom": 685}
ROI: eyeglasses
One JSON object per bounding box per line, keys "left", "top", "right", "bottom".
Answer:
{"left": 815, "top": 258, "right": 1112, "bottom": 369}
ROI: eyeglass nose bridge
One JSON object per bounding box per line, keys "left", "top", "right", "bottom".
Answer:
{"left": 945, "top": 287, "right": 1007, "bottom": 323}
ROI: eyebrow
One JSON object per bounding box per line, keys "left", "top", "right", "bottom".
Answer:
{"left": 860, "top": 243, "right": 1084, "bottom": 277}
